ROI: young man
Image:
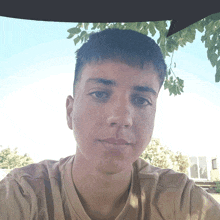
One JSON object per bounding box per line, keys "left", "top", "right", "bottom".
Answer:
{"left": 0, "top": 29, "right": 220, "bottom": 219}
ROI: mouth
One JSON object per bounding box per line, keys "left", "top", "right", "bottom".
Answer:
{"left": 100, "top": 138, "right": 130, "bottom": 145}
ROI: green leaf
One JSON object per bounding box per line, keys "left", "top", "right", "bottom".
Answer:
{"left": 136, "top": 22, "right": 142, "bottom": 31}
{"left": 91, "top": 23, "right": 99, "bottom": 30}
{"left": 205, "top": 37, "right": 211, "bottom": 48}
{"left": 67, "top": 33, "right": 74, "bottom": 39}
{"left": 67, "top": 27, "right": 74, "bottom": 33}
{"left": 168, "top": 69, "right": 171, "bottom": 75}
{"left": 207, "top": 50, "right": 218, "bottom": 67}
{"left": 157, "top": 35, "right": 161, "bottom": 44}
{"left": 208, "top": 12, "right": 220, "bottom": 21}
{"left": 158, "top": 34, "right": 165, "bottom": 47}
{"left": 80, "top": 31, "right": 87, "bottom": 37}
{"left": 166, "top": 38, "right": 179, "bottom": 52}
{"left": 84, "top": 23, "right": 89, "bottom": 30}
{"left": 67, "top": 27, "right": 81, "bottom": 35}
{"left": 163, "top": 75, "right": 184, "bottom": 96}
{"left": 164, "top": 79, "right": 169, "bottom": 89}
{"left": 77, "top": 31, "right": 90, "bottom": 43}
{"left": 84, "top": 33, "right": 90, "bottom": 42}
{"left": 160, "top": 45, "right": 167, "bottom": 59}
{"left": 186, "top": 32, "right": 196, "bottom": 43}
{"left": 149, "top": 22, "right": 156, "bottom": 36}
{"left": 77, "top": 23, "right": 83, "bottom": 28}
{"left": 154, "top": 21, "right": 163, "bottom": 32}
{"left": 74, "top": 36, "right": 81, "bottom": 45}
{"left": 142, "top": 28, "right": 148, "bottom": 36}
{"left": 211, "top": 53, "right": 218, "bottom": 67}
{"left": 196, "top": 21, "right": 205, "bottom": 33}
{"left": 100, "top": 23, "right": 108, "bottom": 31}
{"left": 215, "top": 69, "right": 220, "bottom": 82}
{"left": 215, "top": 60, "right": 220, "bottom": 82}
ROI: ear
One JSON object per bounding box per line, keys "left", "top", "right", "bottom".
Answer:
{"left": 66, "top": 95, "right": 74, "bottom": 130}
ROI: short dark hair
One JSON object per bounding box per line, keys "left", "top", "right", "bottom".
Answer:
{"left": 73, "top": 28, "right": 167, "bottom": 96}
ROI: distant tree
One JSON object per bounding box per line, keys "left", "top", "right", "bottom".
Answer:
{"left": 0, "top": 146, "right": 34, "bottom": 169}
{"left": 140, "top": 138, "right": 190, "bottom": 174}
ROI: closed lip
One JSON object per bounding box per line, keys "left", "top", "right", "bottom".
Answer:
{"left": 101, "top": 138, "right": 130, "bottom": 145}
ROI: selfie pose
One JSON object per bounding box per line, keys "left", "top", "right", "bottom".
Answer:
{"left": 0, "top": 28, "right": 220, "bottom": 219}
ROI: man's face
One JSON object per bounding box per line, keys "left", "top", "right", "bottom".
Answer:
{"left": 66, "top": 60, "right": 160, "bottom": 174}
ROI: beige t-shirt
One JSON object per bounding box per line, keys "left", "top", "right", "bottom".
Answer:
{"left": 0, "top": 155, "right": 220, "bottom": 220}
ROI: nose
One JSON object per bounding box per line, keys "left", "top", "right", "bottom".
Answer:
{"left": 106, "top": 95, "right": 133, "bottom": 128}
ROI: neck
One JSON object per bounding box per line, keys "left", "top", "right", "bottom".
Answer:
{"left": 71, "top": 152, "right": 132, "bottom": 212}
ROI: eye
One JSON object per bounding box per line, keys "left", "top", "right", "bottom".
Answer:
{"left": 132, "top": 96, "right": 151, "bottom": 107}
{"left": 89, "top": 91, "right": 109, "bottom": 101}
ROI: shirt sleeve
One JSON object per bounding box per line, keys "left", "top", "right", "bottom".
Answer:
{"left": 173, "top": 175, "right": 220, "bottom": 220}
{"left": 0, "top": 174, "right": 31, "bottom": 220}
{"left": 189, "top": 184, "right": 220, "bottom": 219}
{"left": 153, "top": 172, "right": 220, "bottom": 219}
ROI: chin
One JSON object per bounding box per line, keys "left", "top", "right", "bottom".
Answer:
{"left": 96, "top": 159, "right": 132, "bottom": 176}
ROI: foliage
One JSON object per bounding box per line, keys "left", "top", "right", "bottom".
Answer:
{"left": 66, "top": 15, "right": 220, "bottom": 96}
{"left": 0, "top": 146, "right": 34, "bottom": 169}
{"left": 139, "top": 138, "right": 190, "bottom": 174}
{"left": 215, "top": 181, "right": 220, "bottom": 193}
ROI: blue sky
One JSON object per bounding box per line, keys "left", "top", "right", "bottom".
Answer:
{"left": 0, "top": 17, "right": 220, "bottom": 162}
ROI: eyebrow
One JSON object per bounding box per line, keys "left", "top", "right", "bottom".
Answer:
{"left": 86, "top": 78, "right": 116, "bottom": 86}
{"left": 133, "top": 85, "right": 157, "bottom": 96}
{"left": 86, "top": 77, "right": 157, "bottom": 96}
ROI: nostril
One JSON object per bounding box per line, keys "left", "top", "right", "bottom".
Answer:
{"left": 107, "top": 115, "right": 133, "bottom": 128}
{"left": 110, "top": 123, "right": 130, "bottom": 128}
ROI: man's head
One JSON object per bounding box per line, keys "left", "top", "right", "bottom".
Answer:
{"left": 73, "top": 28, "right": 166, "bottom": 97}
{"left": 66, "top": 28, "right": 166, "bottom": 175}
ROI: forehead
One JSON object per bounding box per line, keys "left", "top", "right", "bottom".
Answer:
{"left": 78, "top": 60, "right": 160, "bottom": 94}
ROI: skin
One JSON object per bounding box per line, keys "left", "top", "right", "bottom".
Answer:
{"left": 66, "top": 60, "right": 161, "bottom": 219}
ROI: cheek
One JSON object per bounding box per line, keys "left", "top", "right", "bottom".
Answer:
{"left": 138, "top": 106, "right": 156, "bottom": 127}
{"left": 135, "top": 108, "right": 156, "bottom": 142}
{"left": 72, "top": 103, "right": 101, "bottom": 141}
{"left": 72, "top": 101, "right": 88, "bottom": 141}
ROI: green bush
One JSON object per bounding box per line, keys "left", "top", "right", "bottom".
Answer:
{"left": 215, "top": 181, "right": 220, "bottom": 193}
{"left": 0, "top": 146, "right": 34, "bottom": 169}
{"left": 140, "top": 138, "right": 190, "bottom": 174}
